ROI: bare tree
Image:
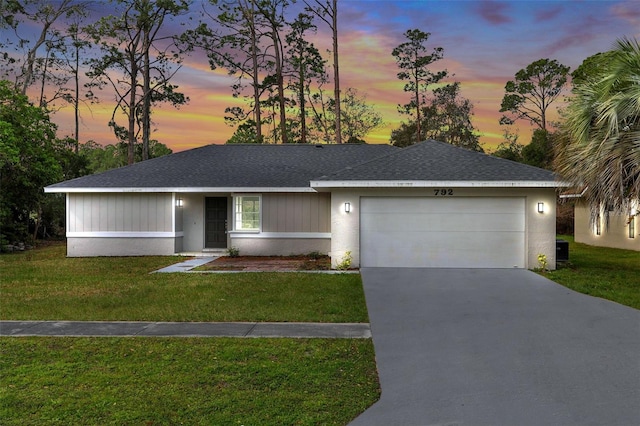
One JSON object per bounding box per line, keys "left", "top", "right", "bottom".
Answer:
{"left": 0, "top": 0, "right": 89, "bottom": 104}
{"left": 86, "top": 0, "right": 189, "bottom": 164}
{"left": 257, "top": 0, "right": 290, "bottom": 143}
{"left": 180, "top": 0, "right": 269, "bottom": 142}
{"left": 304, "top": 0, "right": 340, "bottom": 143}
{"left": 61, "top": 20, "right": 92, "bottom": 151}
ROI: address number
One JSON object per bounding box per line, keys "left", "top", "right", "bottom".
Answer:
{"left": 433, "top": 189, "right": 454, "bottom": 196}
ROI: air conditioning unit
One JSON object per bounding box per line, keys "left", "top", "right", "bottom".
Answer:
{"left": 556, "top": 239, "right": 569, "bottom": 262}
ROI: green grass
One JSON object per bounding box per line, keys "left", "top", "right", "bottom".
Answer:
{"left": 0, "top": 243, "right": 379, "bottom": 424}
{"left": 0, "top": 244, "right": 367, "bottom": 322}
{"left": 546, "top": 235, "right": 640, "bottom": 309}
{"left": 0, "top": 337, "right": 379, "bottom": 425}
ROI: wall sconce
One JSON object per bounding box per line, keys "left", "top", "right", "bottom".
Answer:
{"left": 344, "top": 202, "right": 351, "bottom": 213}
{"left": 537, "top": 202, "right": 544, "bottom": 214}
{"left": 176, "top": 198, "right": 184, "bottom": 208}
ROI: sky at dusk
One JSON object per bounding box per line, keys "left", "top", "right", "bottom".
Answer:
{"left": 8, "top": 0, "right": 640, "bottom": 152}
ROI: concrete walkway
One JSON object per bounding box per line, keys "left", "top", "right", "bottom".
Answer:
{"left": 0, "top": 320, "right": 370, "bottom": 339}
{"left": 153, "top": 257, "right": 217, "bottom": 273}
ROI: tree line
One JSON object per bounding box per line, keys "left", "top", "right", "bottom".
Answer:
{"left": 494, "top": 40, "right": 639, "bottom": 226}
{"left": 389, "top": 27, "right": 638, "bottom": 226}
{"left": 1, "top": 0, "right": 638, "bottom": 245}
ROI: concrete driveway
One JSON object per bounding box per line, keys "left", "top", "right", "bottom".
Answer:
{"left": 350, "top": 268, "right": 640, "bottom": 426}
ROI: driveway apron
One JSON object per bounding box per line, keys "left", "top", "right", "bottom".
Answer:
{"left": 351, "top": 268, "right": 640, "bottom": 426}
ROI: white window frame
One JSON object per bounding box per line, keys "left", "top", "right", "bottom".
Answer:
{"left": 233, "top": 195, "right": 261, "bottom": 232}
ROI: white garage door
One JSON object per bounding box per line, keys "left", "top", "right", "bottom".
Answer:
{"left": 360, "top": 197, "right": 525, "bottom": 268}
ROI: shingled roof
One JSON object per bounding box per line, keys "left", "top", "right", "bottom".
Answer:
{"left": 46, "top": 141, "right": 561, "bottom": 193}
{"left": 45, "top": 143, "right": 399, "bottom": 191}
{"left": 312, "top": 140, "right": 558, "bottom": 186}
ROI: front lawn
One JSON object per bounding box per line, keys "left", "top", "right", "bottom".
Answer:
{"left": 0, "top": 243, "right": 367, "bottom": 323}
{"left": 546, "top": 235, "right": 640, "bottom": 310}
{"left": 0, "top": 337, "right": 379, "bottom": 425}
{"left": 0, "top": 244, "right": 379, "bottom": 425}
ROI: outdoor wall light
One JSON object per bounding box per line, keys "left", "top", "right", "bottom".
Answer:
{"left": 537, "top": 202, "right": 544, "bottom": 214}
{"left": 176, "top": 198, "right": 184, "bottom": 208}
{"left": 344, "top": 202, "right": 351, "bottom": 213}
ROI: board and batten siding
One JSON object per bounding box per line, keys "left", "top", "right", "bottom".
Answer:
{"left": 66, "top": 193, "right": 177, "bottom": 257}
{"left": 68, "top": 193, "right": 173, "bottom": 233}
{"left": 261, "top": 193, "right": 330, "bottom": 233}
{"left": 229, "top": 192, "right": 331, "bottom": 256}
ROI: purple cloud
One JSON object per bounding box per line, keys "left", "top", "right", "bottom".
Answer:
{"left": 476, "top": 1, "right": 512, "bottom": 25}
{"left": 535, "top": 6, "right": 564, "bottom": 23}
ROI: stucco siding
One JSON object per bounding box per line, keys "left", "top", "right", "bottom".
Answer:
{"left": 68, "top": 193, "right": 172, "bottom": 233}
{"left": 574, "top": 201, "right": 639, "bottom": 251}
{"left": 67, "top": 237, "right": 175, "bottom": 257}
{"left": 180, "top": 194, "right": 229, "bottom": 252}
{"left": 329, "top": 187, "right": 557, "bottom": 269}
{"left": 230, "top": 237, "right": 330, "bottom": 256}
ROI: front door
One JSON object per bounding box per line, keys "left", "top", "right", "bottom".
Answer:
{"left": 205, "top": 197, "right": 228, "bottom": 249}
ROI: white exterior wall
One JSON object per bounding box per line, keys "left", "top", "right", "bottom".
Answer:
{"left": 180, "top": 193, "right": 226, "bottom": 252}
{"left": 66, "top": 193, "right": 180, "bottom": 257}
{"left": 180, "top": 192, "right": 331, "bottom": 254}
{"left": 574, "top": 201, "right": 639, "bottom": 251}
{"left": 230, "top": 193, "right": 331, "bottom": 255}
{"left": 230, "top": 236, "right": 330, "bottom": 256}
{"left": 329, "top": 187, "right": 558, "bottom": 270}
{"left": 67, "top": 237, "right": 175, "bottom": 257}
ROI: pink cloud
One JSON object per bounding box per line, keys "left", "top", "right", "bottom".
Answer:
{"left": 610, "top": 2, "right": 640, "bottom": 35}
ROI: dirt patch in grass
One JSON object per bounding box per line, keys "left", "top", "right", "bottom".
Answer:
{"left": 198, "top": 255, "right": 332, "bottom": 272}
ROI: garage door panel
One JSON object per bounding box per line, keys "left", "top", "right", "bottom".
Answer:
{"left": 365, "top": 231, "right": 524, "bottom": 268}
{"left": 375, "top": 212, "right": 524, "bottom": 232}
{"left": 365, "top": 196, "right": 519, "bottom": 213}
{"left": 360, "top": 197, "right": 526, "bottom": 268}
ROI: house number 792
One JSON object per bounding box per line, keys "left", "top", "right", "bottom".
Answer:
{"left": 433, "top": 189, "right": 454, "bottom": 196}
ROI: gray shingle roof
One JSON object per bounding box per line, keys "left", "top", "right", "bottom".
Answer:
{"left": 314, "top": 140, "right": 557, "bottom": 182}
{"left": 46, "top": 141, "right": 559, "bottom": 192}
{"left": 46, "top": 143, "right": 399, "bottom": 190}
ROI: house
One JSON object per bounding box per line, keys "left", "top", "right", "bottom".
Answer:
{"left": 561, "top": 190, "right": 639, "bottom": 251}
{"left": 45, "top": 140, "right": 564, "bottom": 269}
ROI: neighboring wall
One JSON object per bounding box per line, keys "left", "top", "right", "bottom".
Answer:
{"left": 574, "top": 201, "right": 639, "bottom": 251}
{"left": 66, "top": 193, "right": 178, "bottom": 256}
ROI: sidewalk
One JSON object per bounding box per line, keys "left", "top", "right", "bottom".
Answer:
{"left": 1, "top": 320, "right": 371, "bottom": 339}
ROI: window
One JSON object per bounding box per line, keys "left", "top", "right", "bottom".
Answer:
{"left": 234, "top": 196, "right": 260, "bottom": 231}
{"left": 630, "top": 216, "right": 636, "bottom": 239}
{"left": 595, "top": 213, "right": 602, "bottom": 236}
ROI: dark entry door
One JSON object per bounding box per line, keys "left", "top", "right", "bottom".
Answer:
{"left": 205, "top": 197, "right": 228, "bottom": 248}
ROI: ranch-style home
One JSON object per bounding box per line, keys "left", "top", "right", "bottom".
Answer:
{"left": 45, "top": 140, "right": 564, "bottom": 269}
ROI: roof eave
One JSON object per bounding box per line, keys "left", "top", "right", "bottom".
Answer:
{"left": 310, "top": 180, "right": 569, "bottom": 188}
{"left": 559, "top": 187, "right": 588, "bottom": 199}
{"left": 44, "top": 186, "right": 317, "bottom": 194}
